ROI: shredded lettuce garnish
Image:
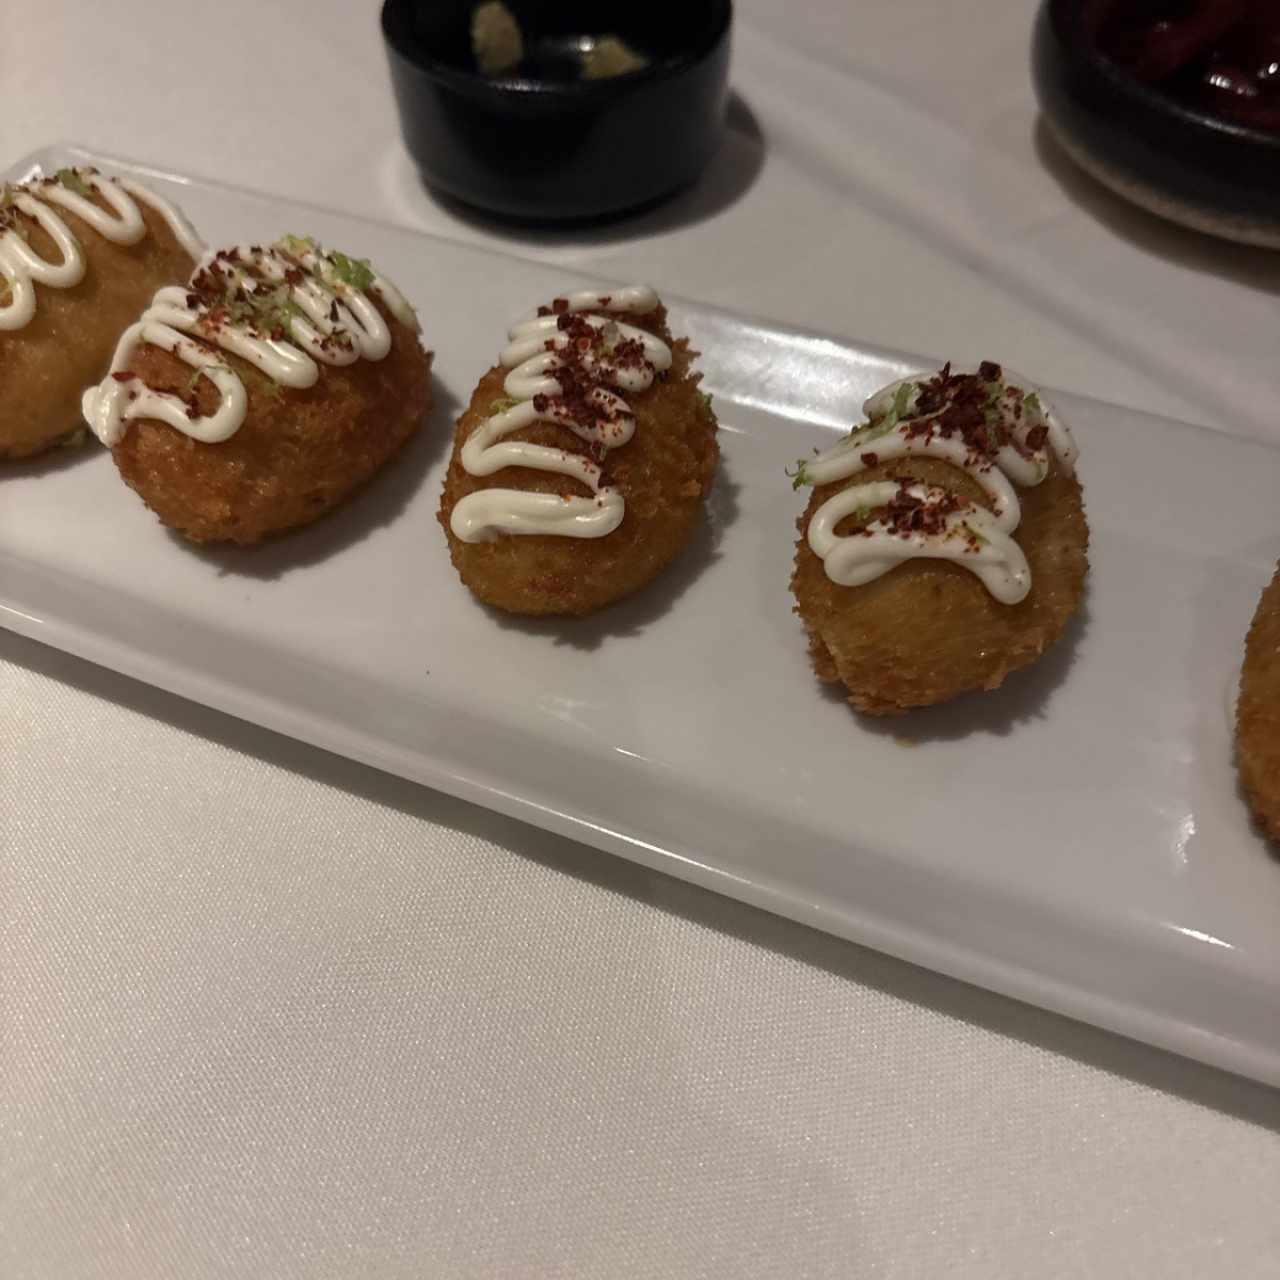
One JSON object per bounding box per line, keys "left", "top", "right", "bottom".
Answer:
{"left": 1023, "top": 391, "right": 1042, "bottom": 418}
{"left": 327, "top": 250, "right": 375, "bottom": 291}
{"left": 963, "top": 522, "right": 989, "bottom": 547}
{"left": 56, "top": 168, "right": 93, "bottom": 198}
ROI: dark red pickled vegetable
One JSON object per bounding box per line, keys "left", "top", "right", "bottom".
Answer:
{"left": 1085, "top": 0, "right": 1280, "bottom": 132}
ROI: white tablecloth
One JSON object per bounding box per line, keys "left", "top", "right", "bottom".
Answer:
{"left": 5, "top": 3, "right": 1279, "bottom": 1276}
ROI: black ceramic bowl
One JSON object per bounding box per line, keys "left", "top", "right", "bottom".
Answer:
{"left": 1033, "top": 0, "right": 1280, "bottom": 247}
{"left": 382, "top": 0, "right": 732, "bottom": 221}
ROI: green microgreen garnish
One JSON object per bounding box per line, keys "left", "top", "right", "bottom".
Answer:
{"left": 488, "top": 396, "right": 518, "bottom": 416}
{"left": 786, "top": 458, "right": 812, "bottom": 490}
{"left": 327, "top": 250, "right": 375, "bottom": 292}
{"left": 216, "top": 280, "right": 304, "bottom": 337}
{"left": 851, "top": 380, "right": 915, "bottom": 446}
{"left": 1023, "top": 391, "right": 1042, "bottom": 418}
{"left": 278, "top": 233, "right": 318, "bottom": 257}
{"left": 982, "top": 376, "right": 1008, "bottom": 433}
{"left": 183, "top": 363, "right": 235, "bottom": 398}
{"left": 56, "top": 168, "right": 94, "bottom": 198}
{"left": 855, "top": 417, "right": 898, "bottom": 446}
{"left": 963, "top": 522, "right": 989, "bottom": 547}
{"left": 256, "top": 283, "right": 305, "bottom": 333}
{"left": 0, "top": 185, "right": 25, "bottom": 241}
{"left": 891, "top": 380, "right": 913, "bottom": 421}
{"left": 697, "top": 390, "right": 714, "bottom": 413}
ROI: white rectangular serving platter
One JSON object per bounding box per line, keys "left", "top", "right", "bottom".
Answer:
{"left": 5, "top": 145, "right": 1280, "bottom": 1087}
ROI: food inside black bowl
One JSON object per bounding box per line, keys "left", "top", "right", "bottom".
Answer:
{"left": 1033, "top": 0, "right": 1280, "bottom": 246}
{"left": 382, "top": 0, "right": 732, "bottom": 221}
{"left": 469, "top": 1, "right": 651, "bottom": 81}
{"left": 1083, "top": 0, "right": 1280, "bottom": 132}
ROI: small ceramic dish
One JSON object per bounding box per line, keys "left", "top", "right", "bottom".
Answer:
{"left": 1032, "top": 0, "right": 1280, "bottom": 248}
{"left": 381, "top": 0, "right": 732, "bottom": 222}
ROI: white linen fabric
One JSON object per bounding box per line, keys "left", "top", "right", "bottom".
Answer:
{"left": 4, "top": 2, "right": 1279, "bottom": 1277}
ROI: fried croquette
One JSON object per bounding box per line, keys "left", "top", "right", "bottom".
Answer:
{"left": 0, "top": 167, "right": 201, "bottom": 459}
{"left": 438, "top": 286, "right": 719, "bottom": 616}
{"left": 790, "top": 364, "right": 1088, "bottom": 715}
{"left": 1236, "top": 565, "right": 1280, "bottom": 841}
{"left": 83, "top": 238, "right": 431, "bottom": 545}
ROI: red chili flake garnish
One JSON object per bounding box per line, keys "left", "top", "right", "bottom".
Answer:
{"left": 597, "top": 295, "right": 612, "bottom": 307}
{"left": 512, "top": 297, "right": 664, "bottom": 484}
{"left": 913, "top": 362, "right": 950, "bottom": 415}
{"left": 111, "top": 370, "right": 135, "bottom": 383}
{"left": 613, "top": 337, "right": 649, "bottom": 371}
{"left": 1025, "top": 424, "right": 1049, "bottom": 452}
{"left": 879, "top": 483, "right": 970, "bottom": 539}
{"left": 896, "top": 364, "right": 1008, "bottom": 462}
{"left": 861, "top": 451, "right": 879, "bottom": 467}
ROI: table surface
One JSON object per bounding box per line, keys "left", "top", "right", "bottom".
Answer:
{"left": 5, "top": 2, "right": 1279, "bottom": 1276}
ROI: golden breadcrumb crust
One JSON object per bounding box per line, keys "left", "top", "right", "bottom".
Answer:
{"left": 790, "top": 454, "right": 1088, "bottom": 714}
{"left": 1237, "top": 564, "right": 1280, "bottom": 841}
{"left": 438, "top": 307, "right": 719, "bottom": 615}
{"left": 111, "top": 303, "right": 431, "bottom": 544}
{"left": 0, "top": 195, "right": 196, "bottom": 459}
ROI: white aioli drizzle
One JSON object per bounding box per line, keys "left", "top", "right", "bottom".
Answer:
{"left": 449, "top": 285, "right": 672, "bottom": 543}
{"left": 802, "top": 366, "right": 1078, "bottom": 605}
{"left": 0, "top": 170, "right": 205, "bottom": 332}
{"left": 82, "top": 240, "right": 419, "bottom": 447}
